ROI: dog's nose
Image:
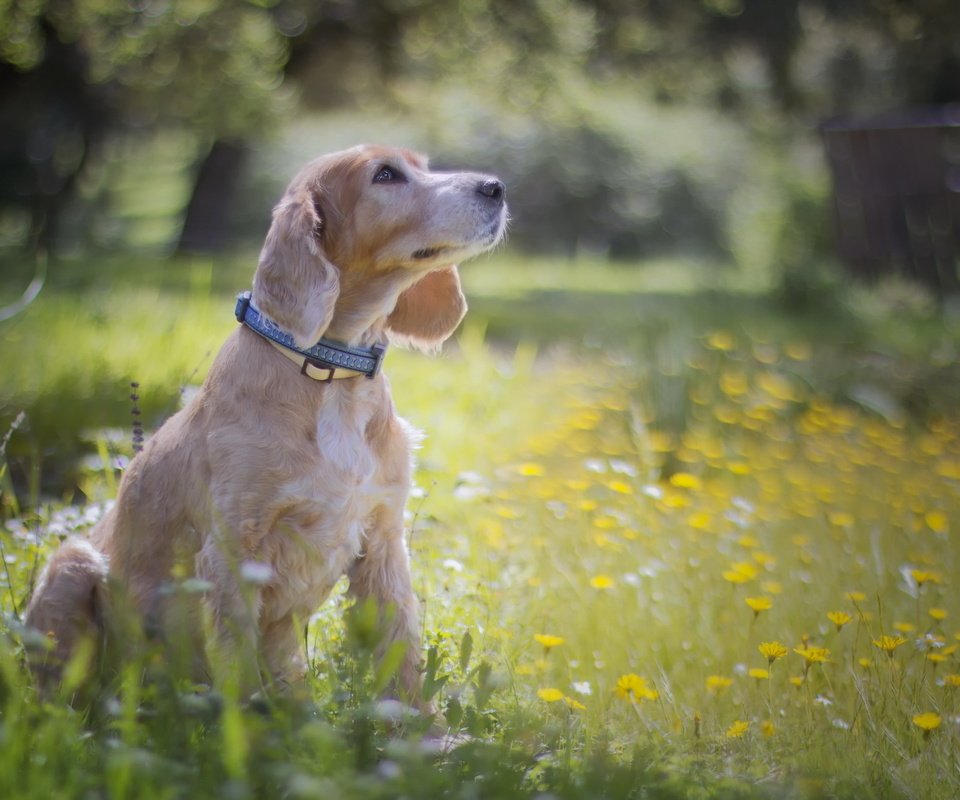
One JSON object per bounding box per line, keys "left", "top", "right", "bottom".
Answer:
{"left": 478, "top": 179, "right": 506, "bottom": 203}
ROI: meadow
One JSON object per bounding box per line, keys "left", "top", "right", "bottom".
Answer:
{"left": 0, "top": 254, "right": 959, "bottom": 799}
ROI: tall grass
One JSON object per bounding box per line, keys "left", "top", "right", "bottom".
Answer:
{"left": 1, "top": 254, "right": 959, "bottom": 798}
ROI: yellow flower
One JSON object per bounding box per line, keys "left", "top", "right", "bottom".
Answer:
{"left": 669, "top": 472, "right": 702, "bottom": 490}
{"left": 706, "top": 330, "right": 736, "bottom": 351}
{"left": 730, "top": 561, "right": 759, "bottom": 579}
{"left": 911, "top": 570, "right": 943, "bottom": 587}
{"left": 873, "top": 635, "right": 908, "bottom": 656}
{"left": 537, "top": 688, "right": 565, "bottom": 703}
{"left": 563, "top": 695, "right": 586, "bottom": 711}
{"left": 846, "top": 591, "right": 867, "bottom": 603}
{"left": 858, "top": 658, "right": 873, "bottom": 670}
{"left": 894, "top": 621, "right": 916, "bottom": 633}
{"left": 722, "top": 570, "right": 751, "bottom": 585}
{"left": 929, "top": 608, "right": 949, "bottom": 622}
{"left": 615, "top": 674, "right": 658, "bottom": 702}
{"left": 944, "top": 674, "right": 960, "bottom": 687}
{"left": 720, "top": 372, "right": 749, "bottom": 397}
{"left": 725, "top": 720, "right": 750, "bottom": 738}
{"left": 745, "top": 596, "right": 773, "bottom": 616}
{"left": 706, "top": 675, "right": 733, "bottom": 694}
{"left": 827, "top": 611, "right": 852, "bottom": 631}
{"left": 758, "top": 641, "right": 788, "bottom": 664}
{"left": 748, "top": 668, "right": 769, "bottom": 680}
{"left": 760, "top": 720, "right": 776, "bottom": 737}
{"left": 924, "top": 510, "right": 948, "bottom": 534}
{"left": 912, "top": 712, "right": 941, "bottom": 732}
{"left": 828, "top": 511, "right": 855, "bottom": 527}
{"left": 517, "top": 462, "right": 545, "bottom": 477}
{"left": 794, "top": 646, "right": 831, "bottom": 665}
{"left": 789, "top": 676, "right": 804, "bottom": 688}
{"left": 589, "top": 574, "right": 615, "bottom": 590}
{"left": 533, "top": 634, "right": 565, "bottom": 650}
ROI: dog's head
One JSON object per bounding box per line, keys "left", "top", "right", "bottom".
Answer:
{"left": 252, "top": 145, "right": 508, "bottom": 351}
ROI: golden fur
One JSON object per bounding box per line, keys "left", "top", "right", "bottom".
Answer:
{"left": 25, "top": 145, "right": 507, "bottom": 705}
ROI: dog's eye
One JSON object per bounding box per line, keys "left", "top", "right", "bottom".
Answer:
{"left": 373, "top": 165, "right": 405, "bottom": 184}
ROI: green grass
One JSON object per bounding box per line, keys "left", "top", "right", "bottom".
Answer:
{"left": 1, "top": 253, "right": 960, "bottom": 798}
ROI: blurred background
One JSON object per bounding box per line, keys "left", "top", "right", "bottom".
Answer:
{"left": 3, "top": 0, "right": 960, "bottom": 495}
{"left": 2, "top": 0, "right": 958, "bottom": 286}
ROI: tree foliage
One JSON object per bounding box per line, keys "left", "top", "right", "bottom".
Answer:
{"left": 1, "top": 0, "right": 958, "bottom": 256}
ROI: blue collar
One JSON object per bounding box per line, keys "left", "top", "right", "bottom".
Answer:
{"left": 234, "top": 291, "right": 386, "bottom": 379}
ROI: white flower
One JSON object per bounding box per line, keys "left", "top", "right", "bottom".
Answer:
{"left": 240, "top": 560, "right": 273, "bottom": 585}
{"left": 572, "top": 681, "right": 592, "bottom": 696}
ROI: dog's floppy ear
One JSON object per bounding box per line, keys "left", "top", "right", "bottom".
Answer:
{"left": 386, "top": 267, "right": 467, "bottom": 351}
{"left": 252, "top": 187, "right": 339, "bottom": 348}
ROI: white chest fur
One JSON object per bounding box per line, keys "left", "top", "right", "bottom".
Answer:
{"left": 256, "top": 381, "right": 407, "bottom": 626}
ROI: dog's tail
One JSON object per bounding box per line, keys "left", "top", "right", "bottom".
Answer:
{"left": 23, "top": 537, "right": 110, "bottom": 687}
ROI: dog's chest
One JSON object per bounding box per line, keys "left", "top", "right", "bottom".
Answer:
{"left": 262, "top": 386, "right": 401, "bottom": 616}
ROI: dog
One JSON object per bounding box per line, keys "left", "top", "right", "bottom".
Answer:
{"left": 25, "top": 145, "right": 507, "bottom": 707}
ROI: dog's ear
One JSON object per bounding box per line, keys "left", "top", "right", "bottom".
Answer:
{"left": 386, "top": 267, "right": 467, "bottom": 351}
{"left": 252, "top": 187, "right": 339, "bottom": 348}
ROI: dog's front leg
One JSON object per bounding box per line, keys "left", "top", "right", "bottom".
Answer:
{"left": 196, "top": 542, "right": 264, "bottom": 695}
{"left": 347, "top": 514, "right": 428, "bottom": 713}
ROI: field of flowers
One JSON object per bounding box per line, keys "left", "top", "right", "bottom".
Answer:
{"left": 0, "top": 257, "right": 958, "bottom": 798}
{"left": 398, "top": 319, "right": 960, "bottom": 799}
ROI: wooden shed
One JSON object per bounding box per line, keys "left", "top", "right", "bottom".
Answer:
{"left": 822, "top": 106, "right": 960, "bottom": 292}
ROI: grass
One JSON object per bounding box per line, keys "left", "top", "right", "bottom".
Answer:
{"left": 1, "top": 252, "right": 960, "bottom": 798}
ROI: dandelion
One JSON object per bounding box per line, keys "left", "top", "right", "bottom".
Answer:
{"left": 795, "top": 647, "right": 830, "bottom": 676}
{"left": 789, "top": 676, "right": 805, "bottom": 688}
{"left": 706, "top": 675, "right": 733, "bottom": 694}
{"left": 911, "top": 570, "right": 943, "bottom": 587}
{"left": 828, "top": 511, "right": 855, "bottom": 527}
{"left": 794, "top": 646, "right": 830, "bottom": 664}
{"left": 533, "top": 634, "right": 565, "bottom": 651}
{"left": 517, "top": 462, "right": 545, "bottom": 477}
{"left": 730, "top": 561, "right": 759, "bottom": 580}
{"left": 873, "top": 635, "right": 908, "bottom": 657}
{"left": 758, "top": 641, "right": 788, "bottom": 664}
{"left": 846, "top": 591, "right": 867, "bottom": 603}
{"left": 537, "top": 688, "right": 565, "bottom": 703}
{"left": 924, "top": 510, "right": 948, "bottom": 534}
{"left": 669, "top": 472, "right": 702, "bottom": 491}
{"left": 615, "top": 674, "right": 658, "bottom": 702}
{"left": 827, "top": 611, "right": 852, "bottom": 631}
{"left": 706, "top": 330, "right": 736, "bottom": 351}
{"left": 894, "top": 622, "right": 916, "bottom": 634}
{"left": 929, "top": 608, "right": 949, "bottom": 622}
{"left": 723, "top": 561, "right": 759, "bottom": 585}
{"left": 760, "top": 720, "right": 776, "bottom": 737}
{"left": 589, "top": 574, "right": 615, "bottom": 590}
{"left": 912, "top": 712, "right": 941, "bottom": 737}
{"left": 725, "top": 720, "right": 750, "bottom": 738}
{"left": 745, "top": 596, "right": 773, "bottom": 617}
{"left": 563, "top": 696, "right": 586, "bottom": 711}
{"left": 749, "top": 668, "right": 769, "bottom": 681}
{"left": 944, "top": 674, "right": 960, "bottom": 688}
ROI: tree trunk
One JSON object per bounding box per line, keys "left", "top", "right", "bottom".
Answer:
{"left": 177, "top": 139, "right": 250, "bottom": 254}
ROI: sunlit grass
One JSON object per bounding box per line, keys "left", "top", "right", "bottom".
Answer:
{"left": 1, "top": 255, "right": 959, "bottom": 797}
